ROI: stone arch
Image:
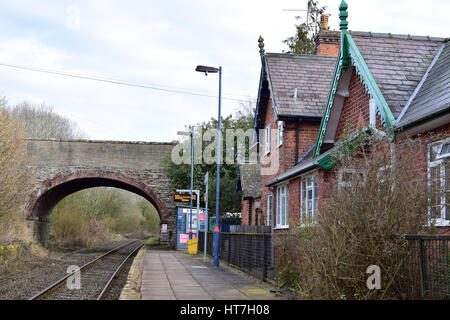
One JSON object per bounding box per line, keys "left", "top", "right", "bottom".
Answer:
{"left": 26, "top": 170, "right": 170, "bottom": 245}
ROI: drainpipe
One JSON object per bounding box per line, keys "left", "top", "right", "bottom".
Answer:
{"left": 268, "top": 185, "right": 275, "bottom": 268}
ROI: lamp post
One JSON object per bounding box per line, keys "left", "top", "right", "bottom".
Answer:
{"left": 177, "top": 130, "right": 194, "bottom": 240}
{"left": 195, "top": 64, "right": 222, "bottom": 267}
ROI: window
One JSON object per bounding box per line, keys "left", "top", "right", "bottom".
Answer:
{"left": 267, "top": 194, "right": 273, "bottom": 227}
{"left": 276, "top": 184, "right": 289, "bottom": 228}
{"left": 277, "top": 121, "right": 283, "bottom": 146}
{"left": 301, "top": 173, "right": 318, "bottom": 225}
{"left": 338, "top": 169, "right": 366, "bottom": 189}
{"left": 265, "top": 124, "right": 271, "bottom": 154}
{"left": 338, "top": 169, "right": 355, "bottom": 189}
{"left": 437, "top": 142, "right": 450, "bottom": 160}
{"left": 428, "top": 140, "right": 450, "bottom": 226}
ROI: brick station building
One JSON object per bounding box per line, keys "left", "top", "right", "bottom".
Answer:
{"left": 243, "top": 1, "right": 449, "bottom": 246}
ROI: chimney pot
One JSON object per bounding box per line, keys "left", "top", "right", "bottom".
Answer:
{"left": 320, "top": 14, "right": 329, "bottom": 30}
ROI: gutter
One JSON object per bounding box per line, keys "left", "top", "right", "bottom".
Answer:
{"left": 395, "top": 108, "right": 450, "bottom": 135}
{"left": 264, "top": 151, "right": 332, "bottom": 187}
{"left": 277, "top": 115, "right": 322, "bottom": 122}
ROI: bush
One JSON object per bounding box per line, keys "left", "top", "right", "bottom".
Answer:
{"left": 50, "top": 188, "right": 161, "bottom": 246}
{"left": 0, "top": 108, "right": 35, "bottom": 244}
{"left": 280, "top": 131, "right": 445, "bottom": 299}
{"left": 51, "top": 205, "right": 92, "bottom": 247}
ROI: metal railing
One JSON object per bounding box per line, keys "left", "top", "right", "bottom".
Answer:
{"left": 198, "top": 231, "right": 449, "bottom": 299}
{"left": 397, "top": 234, "right": 449, "bottom": 299}
{"left": 198, "top": 231, "right": 272, "bottom": 281}
{"left": 229, "top": 225, "right": 272, "bottom": 233}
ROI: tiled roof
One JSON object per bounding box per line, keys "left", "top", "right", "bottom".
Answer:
{"left": 265, "top": 53, "right": 336, "bottom": 118}
{"left": 397, "top": 41, "right": 450, "bottom": 128}
{"left": 265, "top": 145, "right": 316, "bottom": 186}
{"left": 350, "top": 31, "right": 445, "bottom": 119}
{"left": 239, "top": 163, "right": 261, "bottom": 198}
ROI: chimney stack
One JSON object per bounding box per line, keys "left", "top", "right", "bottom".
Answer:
{"left": 314, "top": 14, "right": 340, "bottom": 57}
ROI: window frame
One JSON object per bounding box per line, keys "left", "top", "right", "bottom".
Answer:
{"left": 277, "top": 121, "right": 283, "bottom": 147}
{"left": 427, "top": 138, "right": 450, "bottom": 227}
{"left": 267, "top": 194, "right": 273, "bottom": 227}
{"left": 265, "top": 124, "right": 271, "bottom": 155}
{"left": 436, "top": 142, "right": 450, "bottom": 160}
{"left": 338, "top": 168, "right": 367, "bottom": 190}
{"left": 276, "top": 184, "right": 289, "bottom": 229}
{"left": 300, "top": 172, "right": 319, "bottom": 226}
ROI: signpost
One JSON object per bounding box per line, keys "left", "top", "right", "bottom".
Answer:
{"left": 174, "top": 193, "right": 197, "bottom": 203}
{"left": 203, "top": 172, "right": 209, "bottom": 262}
{"left": 180, "top": 233, "right": 189, "bottom": 244}
{"left": 176, "top": 189, "right": 200, "bottom": 214}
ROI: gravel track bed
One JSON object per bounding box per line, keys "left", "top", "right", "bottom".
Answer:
{"left": 33, "top": 240, "right": 145, "bottom": 300}
{"left": 0, "top": 239, "right": 136, "bottom": 300}
{"left": 101, "top": 253, "right": 136, "bottom": 300}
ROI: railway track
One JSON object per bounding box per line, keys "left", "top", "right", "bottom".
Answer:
{"left": 28, "top": 239, "right": 146, "bottom": 300}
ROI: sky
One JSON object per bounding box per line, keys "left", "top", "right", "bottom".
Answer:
{"left": 0, "top": 0, "right": 448, "bottom": 142}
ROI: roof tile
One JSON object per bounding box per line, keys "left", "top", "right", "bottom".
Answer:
{"left": 352, "top": 34, "right": 444, "bottom": 119}
{"left": 265, "top": 53, "right": 336, "bottom": 118}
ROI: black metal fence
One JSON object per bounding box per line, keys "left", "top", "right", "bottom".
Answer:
{"left": 197, "top": 232, "right": 449, "bottom": 299}
{"left": 397, "top": 235, "right": 449, "bottom": 299}
{"left": 198, "top": 231, "right": 272, "bottom": 281}
{"left": 229, "top": 225, "right": 272, "bottom": 233}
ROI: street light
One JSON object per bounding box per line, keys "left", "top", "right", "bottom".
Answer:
{"left": 177, "top": 130, "right": 194, "bottom": 240}
{"left": 196, "top": 64, "right": 222, "bottom": 267}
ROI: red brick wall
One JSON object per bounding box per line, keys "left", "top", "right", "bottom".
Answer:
{"left": 399, "top": 123, "right": 450, "bottom": 235}
{"left": 335, "top": 67, "right": 384, "bottom": 142}
{"left": 315, "top": 30, "right": 340, "bottom": 57}
{"left": 259, "top": 100, "right": 320, "bottom": 230}
{"left": 317, "top": 168, "right": 336, "bottom": 215}
{"left": 280, "top": 122, "right": 298, "bottom": 172}
{"left": 319, "top": 122, "right": 450, "bottom": 234}
{"left": 241, "top": 199, "right": 250, "bottom": 226}
{"left": 317, "top": 42, "right": 340, "bottom": 57}
{"left": 260, "top": 100, "right": 278, "bottom": 229}
{"left": 288, "top": 177, "right": 301, "bottom": 224}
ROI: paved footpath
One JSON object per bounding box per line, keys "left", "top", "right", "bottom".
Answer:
{"left": 141, "top": 250, "right": 285, "bottom": 300}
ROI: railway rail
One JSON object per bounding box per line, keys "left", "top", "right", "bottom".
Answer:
{"left": 28, "top": 239, "right": 146, "bottom": 300}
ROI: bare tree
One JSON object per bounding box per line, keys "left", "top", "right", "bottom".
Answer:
{"left": 0, "top": 109, "right": 35, "bottom": 243}
{"left": 0, "top": 96, "right": 6, "bottom": 108}
{"left": 7, "top": 102, "right": 86, "bottom": 140}
{"left": 234, "top": 98, "right": 256, "bottom": 120}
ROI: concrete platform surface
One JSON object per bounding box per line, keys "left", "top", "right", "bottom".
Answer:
{"left": 141, "top": 250, "right": 285, "bottom": 300}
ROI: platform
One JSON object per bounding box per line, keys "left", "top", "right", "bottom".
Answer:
{"left": 139, "top": 249, "right": 284, "bottom": 300}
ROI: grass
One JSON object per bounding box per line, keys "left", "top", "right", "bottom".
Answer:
{"left": 0, "top": 241, "right": 48, "bottom": 279}
{"left": 145, "top": 237, "right": 160, "bottom": 245}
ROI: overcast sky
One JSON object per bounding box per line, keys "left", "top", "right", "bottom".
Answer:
{"left": 0, "top": 0, "right": 448, "bottom": 142}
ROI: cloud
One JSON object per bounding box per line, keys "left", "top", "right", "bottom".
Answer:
{"left": 0, "top": 0, "right": 448, "bottom": 142}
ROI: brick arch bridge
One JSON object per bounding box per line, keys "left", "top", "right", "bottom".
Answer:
{"left": 25, "top": 139, "right": 176, "bottom": 247}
